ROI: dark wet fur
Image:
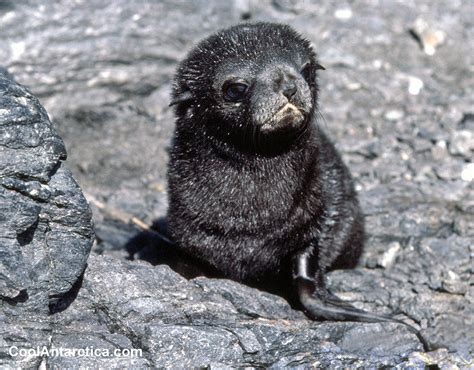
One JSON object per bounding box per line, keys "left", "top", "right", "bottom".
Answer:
{"left": 167, "top": 22, "right": 427, "bottom": 349}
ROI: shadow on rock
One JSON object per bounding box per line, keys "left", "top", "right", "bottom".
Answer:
{"left": 124, "top": 217, "right": 220, "bottom": 281}
{"left": 49, "top": 270, "right": 85, "bottom": 314}
{"left": 124, "top": 217, "right": 297, "bottom": 308}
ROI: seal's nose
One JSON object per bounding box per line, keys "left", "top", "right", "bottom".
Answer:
{"left": 271, "top": 68, "right": 298, "bottom": 100}
{"left": 282, "top": 82, "right": 297, "bottom": 100}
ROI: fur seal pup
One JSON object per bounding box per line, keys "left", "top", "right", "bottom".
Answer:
{"left": 167, "top": 22, "right": 425, "bottom": 343}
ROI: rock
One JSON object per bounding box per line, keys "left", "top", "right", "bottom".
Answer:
{"left": 384, "top": 109, "right": 405, "bottom": 121}
{"left": 431, "top": 140, "right": 448, "bottom": 161}
{"left": 434, "top": 161, "right": 464, "bottom": 181}
{"left": 376, "top": 241, "right": 401, "bottom": 268}
{"left": 0, "top": 71, "right": 94, "bottom": 366}
{"left": 0, "top": 70, "right": 93, "bottom": 310}
{"left": 407, "top": 76, "right": 424, "bottom": 95}
{"left": 48, "top": 256, "right": 427, "bottom": 368}
{"left": 449, "top": 130, "right": 474, "bottom": 158}
{"left": 409, "top": 18, "right": 446, "bottom": 56}
{"left": 461, "top": 163, "right": 474, "bottom": 182}
{"left": 405, "top": 349, "right": 473, "bottom": 368}
{"left": 334, "top": 8, "right": 353, "bottom": 21}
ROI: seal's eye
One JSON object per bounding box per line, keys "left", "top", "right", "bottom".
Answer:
{"left": 300, "top": 62, "right": 313, "bottom": 84}
{"left": 223, "top": 81, "right": 249, "bottom": 102}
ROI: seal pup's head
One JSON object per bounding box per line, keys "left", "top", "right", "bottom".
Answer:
{"left": 171, "top": 23, "right": 324, "bottom": 151}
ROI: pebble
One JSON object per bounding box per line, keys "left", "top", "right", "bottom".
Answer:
{"left": 346, "top": 81, "right": 362, "bottom": 91}
{"left": 408, "top": 76, "right": 424, "bottom": 95}
{"left": 442, "top": 270, "right": 468, "bottom": 294}
{"left": 384, "top": 109, "right": 404, "bottom": 121}
{"left": 410, "top": 18, "right": 446, "bottom": 56}
{"left": 377, "top": 242, "right": 401, "bottom": 268}
{"left": 431, "top": 141, "right": 448, "bottom": 161}
{"left": 449, "top": 130, "right": 473, "bottom": 158}
{"left": 461, "top": 163, "right": 474, "bottom": 182}
{"left": 435, "top": 162, "right": 464, "bottom": 181}
{"left": 334, "top": 8, "right": 352, "bottom": 20}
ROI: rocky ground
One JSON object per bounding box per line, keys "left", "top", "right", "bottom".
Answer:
{"left": 0, "top": 0, "right": 472, "bottom": 368}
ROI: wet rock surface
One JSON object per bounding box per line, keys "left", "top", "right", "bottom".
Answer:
{"left": 1, "top": 0, "right": 472, "bottom": 367}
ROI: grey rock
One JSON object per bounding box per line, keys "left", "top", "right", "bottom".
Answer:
{"left": 49, "top": 256, "right": 427, "bottom": 368}
{"left": 449, "top": 130, "right": 474, "bottom": 158}
{"left": 0, "top": 71, "right": 93, "bottom": 310}
{"left": 0, "top": 71, "right": 94, "bottom": 366}
{"left": 434, "top": 161, "right": 465, "bottom": 181}
{"left": 409, "top": 18, "right": 446, "bottom": 56}
{"left": 384, "top": 109, "right": 405, "bottom": 121}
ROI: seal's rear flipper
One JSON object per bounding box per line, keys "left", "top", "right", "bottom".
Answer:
{"left": 297, "top": 277, "right": 396, "bottom": 323}
{"left": 293, "top": 252, "right": 430, "bottom": 350}
{"left": 295, "top": 277, "right": 429, "bottom": 349}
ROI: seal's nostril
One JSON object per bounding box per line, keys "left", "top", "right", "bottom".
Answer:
{"left": 282, "top": 83, "right": 297, "bottom": 99}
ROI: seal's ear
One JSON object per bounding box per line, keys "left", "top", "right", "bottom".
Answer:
{"left": 315, "top": 63, "right": 326, "bottom": 71}
{"left": 169, "top": 90, "right": 194, "bottom": 107}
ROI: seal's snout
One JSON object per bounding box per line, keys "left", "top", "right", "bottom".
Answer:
{"left": 273, "top": 68, "right": 298, "bottom": 101}
{"left": 261, "top": 102, "right": 304, "bottom": 132}
{"left": 279, "top": 103, "right": 300, "bottom": 115}
{"left": 278, "top": 103, "right": 304, "bottom": 123}
{"left": 282, "top": 81, "right": 297, "bottom": 100}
